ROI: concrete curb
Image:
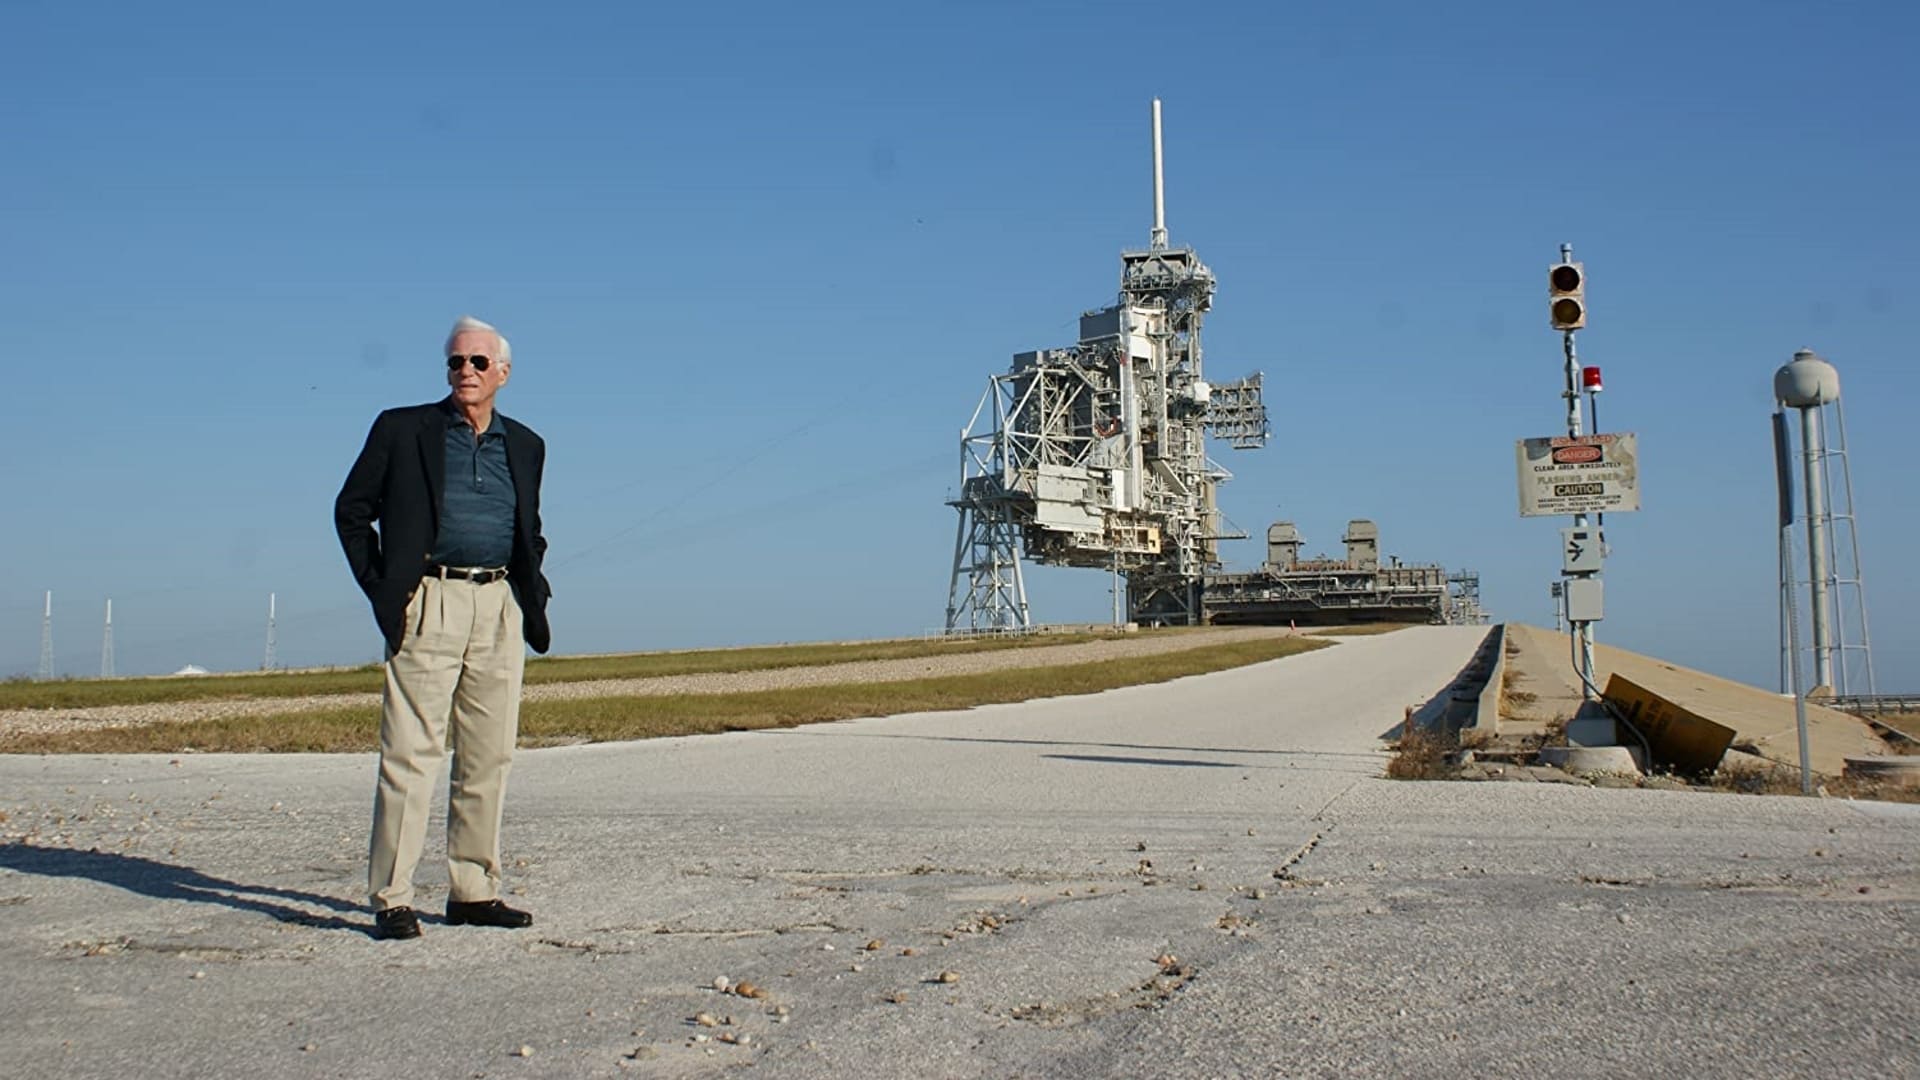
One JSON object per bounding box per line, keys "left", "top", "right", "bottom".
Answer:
{"left": 1539, "top": 744, "right": 1645, "bottom": 777}
{"left": 1843, "top": 756, "right": 1920, "bottom": 788}
{"left": 1464, "top": 624, "right": 1507, "bottom": 746}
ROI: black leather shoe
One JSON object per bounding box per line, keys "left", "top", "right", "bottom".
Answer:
{"left": 373, "top": 906, "right": 422, "bottom": 940}
{"left": 446, "top": 899, "right": 533, "bottom": 929}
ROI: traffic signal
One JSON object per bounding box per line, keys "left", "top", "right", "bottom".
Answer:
{"left": 1549, "top": 261, "right": 1586, "bottom": 330}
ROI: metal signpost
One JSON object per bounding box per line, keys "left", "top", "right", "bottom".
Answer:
{"left": 1772, "top": 410, "right": 1815, "bottom": 794}
{"left": 1516, "top": 244, "right": 1639, "bottom": 709}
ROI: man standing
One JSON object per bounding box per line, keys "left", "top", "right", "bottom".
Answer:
{"left": 335, "top": 315, "right": 551, "bottom": 940}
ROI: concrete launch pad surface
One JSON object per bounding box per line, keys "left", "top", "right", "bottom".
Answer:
{"left": 3, "top": 626, "right": 1915, "bottom": 1078}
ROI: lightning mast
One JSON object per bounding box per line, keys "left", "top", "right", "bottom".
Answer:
{"left": 100, "top": 599, "right": 114, "bottom": 678}
{"left": 263, "top": 592, "right": 279, "bottom": 671}
{"left": 38, "top": 591, "right": 54, "bottom": 681}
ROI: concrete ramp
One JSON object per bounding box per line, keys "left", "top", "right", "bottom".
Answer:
{"left": 1501, "top": 624, "right": 1887, "bottom": 776}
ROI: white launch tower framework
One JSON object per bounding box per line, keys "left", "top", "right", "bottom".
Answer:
{"left": 945, "top": 101, "right": 1269, "bottom": 632}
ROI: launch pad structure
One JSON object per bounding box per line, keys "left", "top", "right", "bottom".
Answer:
{"left": 944, "top": 101, "right": 1271, "bottom": 631}
{"left": 941, "top": 102, "right": 1481, "bottom": 633}
{"left": 1204, "top": 519, "right": 1486, "bottom": 627}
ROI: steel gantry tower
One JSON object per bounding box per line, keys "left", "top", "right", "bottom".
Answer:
{"left": 945, "top": 100, "right": 1270, "bottom": 631}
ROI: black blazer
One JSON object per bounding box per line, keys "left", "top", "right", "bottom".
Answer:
{"left": 335, "top": 399, "right": 552, "bottom": 655}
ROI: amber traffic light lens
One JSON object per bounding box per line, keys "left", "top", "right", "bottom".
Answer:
{"left": 1550, "top": 265, "right": 1583, "bottom": 292}
{"left": 1552, "top": 298, "right": 1584, "bottom": 324}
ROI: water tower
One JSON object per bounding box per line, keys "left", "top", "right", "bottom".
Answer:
{"left": 1772, "top": 349, "right": 1875, "bottom": 697}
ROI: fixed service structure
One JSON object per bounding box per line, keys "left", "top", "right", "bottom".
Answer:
{"left": 944, "top": 100, "right": 1270, "bottom": 631}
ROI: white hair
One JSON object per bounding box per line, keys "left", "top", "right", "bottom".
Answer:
{"left": 445, "top": 314, "right": 511, "bottom": 362}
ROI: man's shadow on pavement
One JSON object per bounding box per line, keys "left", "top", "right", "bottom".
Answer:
{"left": 0, "top": 844, "right": 373, "bottom": 936}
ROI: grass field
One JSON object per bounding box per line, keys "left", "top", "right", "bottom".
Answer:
{"left": 0, "top": 632, "right": 1129, "bottom": 711}
{"left": 0, "top": 636, "right": 1328, "bottom": 754}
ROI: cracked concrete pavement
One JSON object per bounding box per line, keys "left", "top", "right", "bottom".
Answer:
{"left": 2, "top": 626, "right": 1915, "bottom": 1078}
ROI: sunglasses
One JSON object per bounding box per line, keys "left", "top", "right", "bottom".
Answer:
{"left": 446, "top": 355, "right": 493, "bottom": 373}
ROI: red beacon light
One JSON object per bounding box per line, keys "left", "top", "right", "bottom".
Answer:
{"left": 1581, "top": 365, "right": 1604, "bottom": 392}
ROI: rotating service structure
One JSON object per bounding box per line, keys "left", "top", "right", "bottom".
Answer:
{"left": 945, "top": 100, "right": 1270, "bottom": 632}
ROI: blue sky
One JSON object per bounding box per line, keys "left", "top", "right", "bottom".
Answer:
{"left": 3, "top": 0, "right": 1914, "bottom": 689}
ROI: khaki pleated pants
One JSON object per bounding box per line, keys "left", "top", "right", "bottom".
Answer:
{"left": 368, "top": 575, "right": 525, "bottom": 911}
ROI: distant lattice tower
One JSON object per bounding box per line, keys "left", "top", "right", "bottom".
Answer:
{"left": 38, "top": 590, "right": 53, "bottom": 681}
{"left": 263, "top": 593, "right": 279, "bottom": 671}
{"left": 100, "top": 598, "right": 114, "bottom": 679}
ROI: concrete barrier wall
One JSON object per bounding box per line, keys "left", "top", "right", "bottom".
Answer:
{"left": 1465, "top": 624, "right": 1507, "bottom": 745}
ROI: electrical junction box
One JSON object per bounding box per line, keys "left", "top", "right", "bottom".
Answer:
{"left": 1562, "top": 527, "right": 1604, "bottom": 574}
{"left": 1564, "top": 577, "right": 1604, "bottom": 622}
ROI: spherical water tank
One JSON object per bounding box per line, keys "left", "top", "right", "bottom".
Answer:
{"left": 1774, "top": 349, "right": 1841, "bottom": 408}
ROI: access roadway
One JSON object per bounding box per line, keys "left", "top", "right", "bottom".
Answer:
{"left": 0, "top": 625, "right": 1914, "bottom": 1078}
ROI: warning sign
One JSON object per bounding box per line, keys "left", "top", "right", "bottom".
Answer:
{"left": 1516, "top": 433, "right": 1640, "bottom": 517}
